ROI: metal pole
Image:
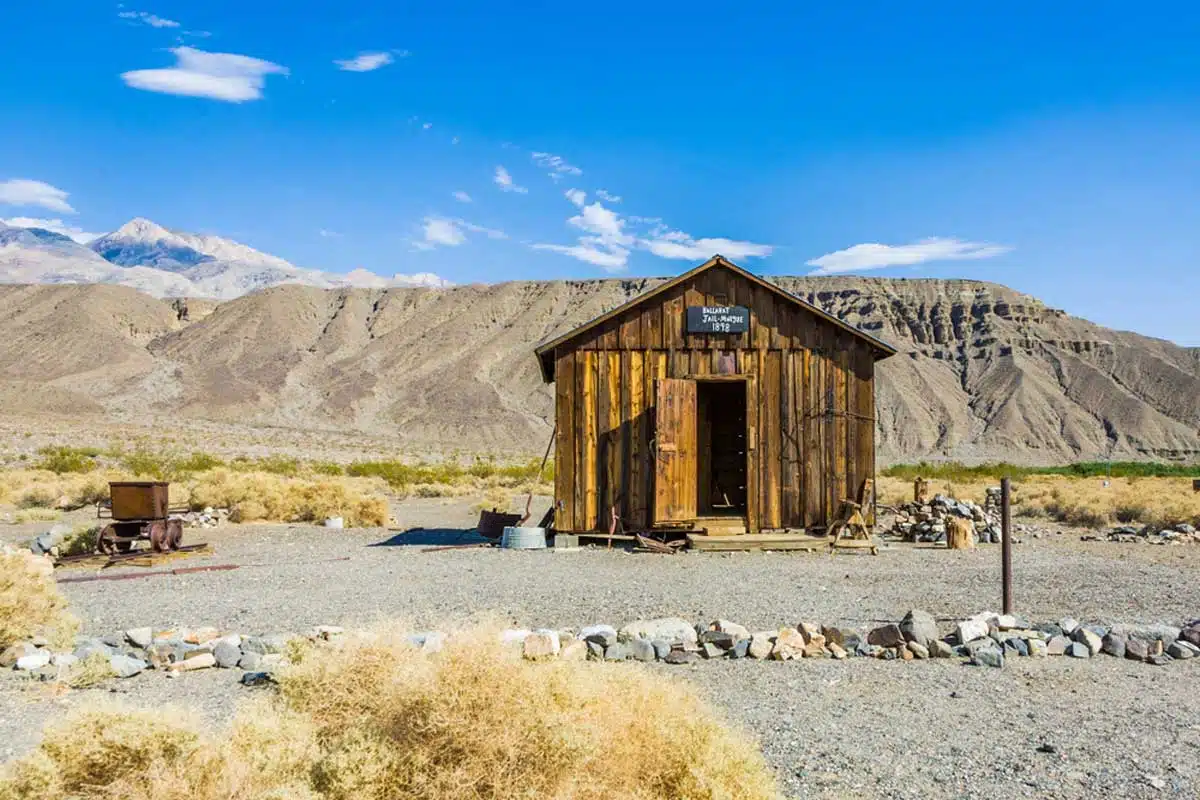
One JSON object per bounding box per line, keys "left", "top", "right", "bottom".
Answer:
{"left": 1001, "top": 477, "right": 1013, "bottom": 615}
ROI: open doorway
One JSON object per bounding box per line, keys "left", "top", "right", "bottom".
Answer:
{"left": 697, "top": 380, "right": 748, "bottom": 518}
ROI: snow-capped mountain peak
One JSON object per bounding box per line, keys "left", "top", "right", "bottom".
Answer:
{"left": 0, "top": 217, "right": 453, "bottom": 300}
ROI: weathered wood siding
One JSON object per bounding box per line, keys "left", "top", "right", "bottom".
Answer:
{"left": 553, "top": 265, "right": 877, "bottom": 533}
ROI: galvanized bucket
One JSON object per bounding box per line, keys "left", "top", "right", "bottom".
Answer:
{"left": 501, "top": 526, "right": 547, "bottom": 550}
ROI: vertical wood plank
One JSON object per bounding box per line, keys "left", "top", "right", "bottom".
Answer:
{"left": 764, "top": 349, "right": 782, "bottom": 529}
{"left": 754, "top": 284, "right": 774, "bottom": 350}
{"left": 573, "top": 351, "right": 587, "bottom": 530}
{"left": 555, "top": 349, "right": 576, "bottom": 531}
{"left": 781, "top": 349, "right": 800, "bottom": 527}
{"left": 727, "top": 273, "right": 751, "bottom": 350}
{"left": 653, "top": 378, "right": 697, "bottom": 522}
{"left": 834, "top": 341, "right": 849, "bottom": 516}
{"left": 607, "top": 351, "right": 622, "bottom": 523}
{"left": 802, "top": 348, "right": 821, "bottom": 528}
{"left": 664, "top": 291, "right": 685, "bottom": 350}
{"left": 583, "top": 351, "right": 599, "bottom": 530}
{"left": 597, "top": 353, "right": 612, "bottom": 520}
{"left": 683, "top": 281, "right": 706, "bottom": 351}
{"left": 600, "top": 321, "right": 619, "bottom": 351}
{"left": 629, "top": 351, "right": 645, "bottom": 529}
{"left": 640, "top": 304, "right": 662, "bottom": 350}
{"left": 745, "top": 374, "right": 759, "bottom": 534}
{"left": 619, "top": 310, "right": 641, "bottom": 350}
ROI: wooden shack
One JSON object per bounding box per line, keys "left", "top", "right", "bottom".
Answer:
{"left": 534, "top": 255, "right": 896, "bottom": 537}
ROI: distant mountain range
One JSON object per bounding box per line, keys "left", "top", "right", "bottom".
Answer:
{"left": 0, "top": 217, "right": 448, "bottom": 299}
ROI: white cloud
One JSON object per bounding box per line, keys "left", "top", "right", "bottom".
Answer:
{"left": 334, "top": 51, "right": 395, "bottom": 72}
{"left": 451, "top": 136, "right": 460, "bottom": 145}
{"left": 596, "top": 189, "right": 621, "bottom": 203}
{"left": 392, "top": 272, "right": 452, "bottom": 288}
{"left": 122, "top": 47, "right": 288, "bottom": 102}
{"left": 532, "top": 197, "right": 632, "bottom": 272}
{"left": 0, "top": 179, "right": 76, "bottom": 213}
{"left": 531, "top": 152, "right": 582, "bottom": 181}
{"left": 318, "top": 228, "right": 342, "bottom": 238}
{"left": 414, "top": 216, "right": 506, "bottom": 250}
{"left": 493, "top": 166, "right": 527, "bottom": 194}
{"left": 642, "top": 227, "right": 773, "bottom": 261}
{"left": 1, "top": 217, "right": 100, "bottom": 243}
{"left": 532, "top": 242, "right": 629, "bottom": 272}
{"left": 452, "top": 191, "right": 472, "bottom": 203}
{"left": 118, "top": 10, "right": 180, "bottom": 28}
{"left": 422, "top": 122, "right": 432, "bottom": 130}
{"left": 806, "top": 237, "right": 1012, "bottom": 275}
{"left": 564, "top": 188, "right": 586, "bottom": 208}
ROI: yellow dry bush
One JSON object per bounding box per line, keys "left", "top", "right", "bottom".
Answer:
{"left": 278, "top": 626, "right": 779, "bottom": 800}
{"left": 13, "top": 508, "right": 61, "bottom": 523}
{"left": 1, "top": 627, "right": 781, "bottom": 800}
{"left": 879, "top": 473, "right": 1200, "bottom": 529}
{"left": 65, "top": 652, "right": 115, "bottom": 689}
{"left": 187, "top": 469, "right": 388, "bottom": 528}
{"left": 0, "top": 547, "right": 77, "bottom": 650}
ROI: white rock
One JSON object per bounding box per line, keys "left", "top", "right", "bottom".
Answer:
{"left": 16, "top": 651, "right": 51, "bottom": 671}
{"left": 956, "top": 616, "right": 991, "bottom": 644}
{"left": 51, "top": 653, "right": 78, "bottom": 668}
{"left": 619, "top": 618, "right": 698, "bottom": 646}
{"left": 531, "top": 629, "right": 561, "bottom": 654}
{"left": 125, "top": 627, "right": 154, "bottom": 649}
{"left": 500, "top": 629, "right": 531, "bottom": 646}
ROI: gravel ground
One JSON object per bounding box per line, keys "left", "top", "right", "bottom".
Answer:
{"left": 3, "top": 498, "right": 1199, "bottom": 797}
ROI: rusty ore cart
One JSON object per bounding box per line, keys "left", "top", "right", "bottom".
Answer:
{"left": 95, "top": 481, "right": 184, "bottom": 554}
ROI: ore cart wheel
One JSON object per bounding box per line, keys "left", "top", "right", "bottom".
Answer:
{"left": 167, "top": 519, "right": 183, "bottom": 550}
{"left": 96, "top": 524, "right": 118, "bottom": 555}
{"left": 149, "top": 520, "right": 169, "bottom": 553}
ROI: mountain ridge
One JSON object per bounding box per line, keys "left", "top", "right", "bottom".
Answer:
{"left": 0, "top": 277, "right": 1195, "bottom": 465}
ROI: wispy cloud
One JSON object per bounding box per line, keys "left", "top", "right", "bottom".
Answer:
{"left": 413, "top": 216, "right": 506, "bottom": 250}
{"left": 122, "top": 47, "right": 288, "bottom": 102}
{"left": 642, "top": 227, "right": 773, "bottom": 262}
{"left": 0, "top": 179, "right": 76, "bottom": 213}
{"left": 493, "top": 166, "right": 527, "bottom": 194}
{"left": 118, "top": 10, "right": 180, "bottom": 28}
{"left": 531, "top": 152, "right": 582, "bottom": 182}
{"left": 806, "top": 237, "right": 1012, "bottom": 275}
{"left": 318, "top": 228, "right": 342, "bottom": 238}
{"left": 533, "top": 192, "right": 773, "bottom": 273}
{"left": 452, "top": 191, "right": 472, "bottom": 203}
{"left": 1, "top": 217, "right": 100, "bottom": 243}
{"left": 334, "top": 51, "right": 396, "bottom": 72}
{"left": 596, "top": 189, "right": 621, "bottom": 203}
{"left": 532, "top": 196, "right": 633, "bottom": 272}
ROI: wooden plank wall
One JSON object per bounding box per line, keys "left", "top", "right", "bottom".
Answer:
{"left": 552, "top": 266, "right": 877, "bottom": 533}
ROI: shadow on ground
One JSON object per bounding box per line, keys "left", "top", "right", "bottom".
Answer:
{"left": 370, "top": 527, "right": 491, "bottom": 547}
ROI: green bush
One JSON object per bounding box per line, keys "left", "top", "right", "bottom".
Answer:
{"left": 34, "top": 447, "right": 98, "bottom": 474}
{"left": 174, "top": 452, "right": 225, "bottom": 473}
{"left": 882, "top": 460, "right": 1198, "bottom": 482}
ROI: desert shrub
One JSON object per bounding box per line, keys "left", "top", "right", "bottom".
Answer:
{"left": 231, "top": 455, "right": 301, "bottom": 477}
{"left": 14, "top": 508, "right": 61, "bottom": 523}
{"left": 17, "top": 486, "right": 59, "bottom": 509}
{"left": 310, "top": 461, "right": 345, "bottom": 476}
{"left": 187, "top": 470, "right": 388, "bottom": 528}
{"left": 118, "top": 441, "right": 180, "bottom": 480}
{"left": 882, "top": 460, "right": 1198, "bottom": 482}
{"left": 0, "top": 546, "right": 77, "bottom": 650}
{"left": 59, "top": 526, "right": 99, "bottom": 558}
{"left": 174, "top": 452, "right": 225, "bottom": 473}
{"left": 33, "top": 446, "right": 98, "bottom": 474}
{"left": 1, "top": 628, "right": 779, "bottom": 800}
{"left": 66, "top": 652, "right": 115, "bottom": 689}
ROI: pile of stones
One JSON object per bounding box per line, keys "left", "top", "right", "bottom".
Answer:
{"left": 0, "top": 625, "right": 341, "bottom": 686}
{"left": 1095, "top": 522, "right": 1198, "bottom": 545}
{"left": 888, "top": 492, "right": 1004, "bottom": 544}
{"left": 516, "top": 612, "right": 1200, "bottom": 669}
{"left": 5, "top": 614, "right": 1199, "bottom": 684}
{"left": 175, "top": 507, "right": 229, "bottom": 528}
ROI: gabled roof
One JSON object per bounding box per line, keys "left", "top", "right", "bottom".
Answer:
{"left": 534, "top": 255, "right": 896, "bottom": 382}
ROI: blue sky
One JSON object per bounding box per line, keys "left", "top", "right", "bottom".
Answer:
{"left": 2, "top": 2, "right": 1199, "bottom": 344}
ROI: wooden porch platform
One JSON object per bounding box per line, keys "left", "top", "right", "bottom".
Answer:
{"left": 685, "top": 532, "right": 829, "bottom": 552}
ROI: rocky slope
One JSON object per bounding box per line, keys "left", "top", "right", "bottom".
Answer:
{"left": 0, "top": 277, "right": 1196, "bottom": 464}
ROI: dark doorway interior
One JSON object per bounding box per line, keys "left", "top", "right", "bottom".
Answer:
{"left": 697, "top": 381, "right": 748, "bottom": 516}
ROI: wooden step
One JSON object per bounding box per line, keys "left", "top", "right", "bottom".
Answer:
{"left": 686, "top": 532, "right": 826, "bottom": 552}
{"left": 694, "top": 516, "right": 747, "bottom": 535}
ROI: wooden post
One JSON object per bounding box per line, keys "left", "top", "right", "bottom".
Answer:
{"left": 1001, "top": 477, "right": 1013, "bottom": 615}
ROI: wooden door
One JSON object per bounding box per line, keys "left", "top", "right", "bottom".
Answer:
{"left": 744, "top": 376, "right": 759, "bottom": 534}
{"left": 654, "top": 378, "right": 697, "bottom": 524}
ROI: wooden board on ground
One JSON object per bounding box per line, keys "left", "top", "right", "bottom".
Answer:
{"left": 686, "top": 532, "right": 828, "bottom": 552}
